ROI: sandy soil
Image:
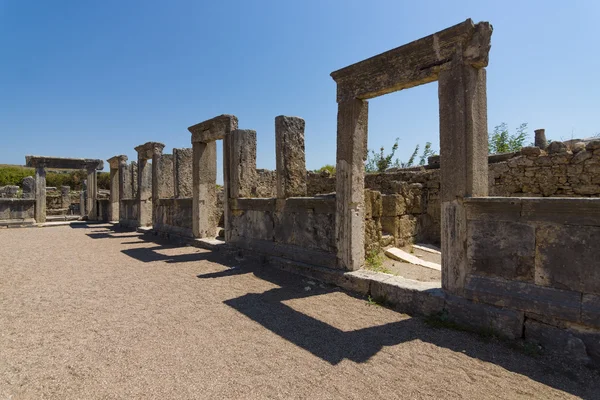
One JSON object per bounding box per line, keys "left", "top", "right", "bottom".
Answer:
{"left": 1, "top": 224, "right": 599, "bottom": 399}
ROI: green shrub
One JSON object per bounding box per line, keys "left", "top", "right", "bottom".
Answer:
{"left": 0, "top": 165, "right": 35, "bottom": 186}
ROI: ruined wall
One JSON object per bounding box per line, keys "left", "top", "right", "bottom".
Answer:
{"left": 463, "top": 197, "right": 600, "bottom": 366}
{"left": 0, "top": 198, "right": 35, "bottom": 226}
{"left": 154, "top": 198, "right": 193, "bottom": 237}
{"left": 120, "top": 199, "right": 138, "bottom": 228}
{"left": 229, "top": 196, "right": 337, "bottom": 268}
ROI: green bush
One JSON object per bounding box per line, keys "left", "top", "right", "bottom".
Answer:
{"left": 0, "top": 165, "right": 35, "bottom": 186}
{"left": 0, "top": 165, "right": 108, "bottom": 190}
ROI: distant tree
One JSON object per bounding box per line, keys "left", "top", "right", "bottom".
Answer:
{"left": 489, "top": 122, "right": 528, "bottom": 154}
{"left": 314, "top": 164, "right": 336, "bottom": 175}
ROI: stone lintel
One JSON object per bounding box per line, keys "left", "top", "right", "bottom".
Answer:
{"left": 330, "top": 19, "right": 492, "bottom": 102}
{"left": 26, "top": 156, "right": 104, "bottom": 170}
{"left": 135, "top": 142, "right": 165, "bottom": 160}
{"left": 107, "top": 155, "right": 128, "bottom": 169}
{"left": 188, "top": 114, "right": 238, "bottom": 143}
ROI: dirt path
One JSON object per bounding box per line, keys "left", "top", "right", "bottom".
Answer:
{"left": 1, "top": 224, "right": 598, "bottom": 399}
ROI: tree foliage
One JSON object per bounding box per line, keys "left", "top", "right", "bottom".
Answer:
{"left": 314, "top": 164, "right": 336, "bottom": 175}
{"left": 0, "top": 165, "right": 110, "bottom": 190}
{"left": 365, "top": 139, "right": 437, "bottom": 172}
{"left": 489, "top": 122, "right": 528, "bottom": 154}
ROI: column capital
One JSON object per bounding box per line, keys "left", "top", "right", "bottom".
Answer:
{"left": 107, "top": 155, "right": 128, "bottom": 169}
{"left": 135, "top": 142, "right": 165, "bottom": 160}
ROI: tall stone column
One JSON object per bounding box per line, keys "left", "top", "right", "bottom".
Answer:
{"left": 173, "top": 148, "right": 193, "bottom": 198}
{"left": 86, "top": 165, "right": 98, "bottom": 220}
{"left": 229, "top": 129, "right": 257, "bottom": 199}
{"left": 438, "top": 57, "right": 488, "bottom": 295}
{"left": 335, "top": 99, "right": 369, "bottom": 271}
{"left": 107, "top": 155, "right": 128, "bottom": 222}
{"left": 192, "top": 141, "right": 217, "bottom": 238}
{"left": 34, "top": 164, "right": 47, "bottom": 223}
{"left": 275, "top": 116, "right": 307, "bottom": 198}
{"left": 135, "top": 142, "right": 163, "bottom": 227}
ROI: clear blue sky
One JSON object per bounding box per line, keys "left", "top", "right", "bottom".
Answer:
{"left": 1, "top": 1, "right": 598, "bottom": 181}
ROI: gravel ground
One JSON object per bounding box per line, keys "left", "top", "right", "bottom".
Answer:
{"left": 1, "top": 224, "right": 599, "bottom": 399}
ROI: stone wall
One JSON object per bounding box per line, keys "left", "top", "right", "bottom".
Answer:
{"left": 463, "top": 197, "right": 600, "bottom": 366}
{"left": 154, "top": 198, "right": 193, "bottom": 237}
{"left": 120, "top": 199, "right": 138, "bottom": 228}
{"left": 0, "top": 198, "right": 35, "bottom": 226}
{"left": 229, "top": 196, "right": 337, "bottom": 268}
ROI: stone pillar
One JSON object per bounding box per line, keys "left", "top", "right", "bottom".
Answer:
{"left": 438, "top": 57, "right": 489, "bottom": 295}
{"left": 229, "top": 129, "right": 257, "bottom": 199}
{"left": 22, "top": 176, "right": 34, "bottom": 199}
{"left": 34, "top": 165, "right": 46, "bottom": 223}
{"left": 335, "top": 99, "right": 369, "bottom": 271}
{"left": 535, "top": 129, "right": 547, "bottom": 150}
{"left": 155, "top": 154, "right": 174, "bottom": 199}
{"left": 80, "top": 180, "right": 87, "bottom": 217}
{"left": 173, "top": 148, "right": 193, "bottom": 198}
{"left": 108, "top": 155, "right": 128, "bottom": 222}
{"left": 275, "top": 116, "right": 307, "bottom": 198}
{"left": 61, "top": 186, "right": 71, "bottom": 213}
{"left": 86, "top": 166, "right": 98, "bottom": 220}
{"left": 131, "top": 161, "right": 139, "bottom": 199}
{"left": 135, "top": 142, "right": 164, "bottom": 227}
{"left": 192, "top": 141, "right": 217, "bottom": 237}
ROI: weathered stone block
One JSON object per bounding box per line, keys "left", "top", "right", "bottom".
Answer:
{"left": 275, "top": 116, "right": 307, "bottom": 198}
{"left": 173, "top": 148, "right": 193, "bottom": 198}
{"left": 444, "top": 294, "right": 524, "bottom": 339}
{"left": 370, "top": 275, "right": 444, "bottom": 316}
{"left": 524, "top": 320, "right": 591, "bottom": 364}
{"left": 467, "top": 219, "right": 535, "bottom": 282}
{"left": 582, "top": 294, "right": 600, "bottom": 328}
{"left": 21, "top": 176, "right": 34, "bottom": 199}
{"left": 548, "top": 141, "right": 568, "bottom": 154}
{"left": 465, "top": 275, "right": 582, "bottom": 322}
{"left": 381, "top": 194, "right": 406, "bottom": 216}
{"left": 536, "top": 223, "right": 600, "bottom": 295}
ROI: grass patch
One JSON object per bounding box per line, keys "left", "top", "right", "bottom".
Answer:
{"left": 364, "top": 249, "right": 391, "bottom": 274}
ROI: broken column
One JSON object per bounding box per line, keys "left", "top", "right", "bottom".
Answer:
{"left": 275, "top": 116, "right": 307, "bottom": 198}
{"left": 80, "top": 181, "right": 86, "bottom": 217}
{"left": 107, "top": 155, "right": 128, "bottom": 221}
{"left": 61, "top": 185, "right": 71, "bottom": 213}
{"left": 22, "top": 176, "right": 35, "bottom": 199}
{"left": 173, "top": 148, "right": 193, "bottom": 198}
{"left": 34, "top": 163, "right": 47, "bottom": 223}
{"left": 535, "top": 129, "right": 547, "bottom": 150}
{"left": 155, "top": 153, "right": 174, "bottom": 199}
{"left": 188, "top": 115, "right": 238, "bottom": 238}
{"left": 86, "top": 163, "right": 99, "bottom": 220}
{"left": 135, "top": 142, "right": 164, "bottom": 227}
{"left": 229, "top": 130, "right": 257, "bottom": 199}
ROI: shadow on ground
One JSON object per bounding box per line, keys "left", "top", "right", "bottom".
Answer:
{"left": 88, "top": 224, "right": 600, "bottom": 399}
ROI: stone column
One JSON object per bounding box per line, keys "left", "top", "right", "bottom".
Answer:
{"left": 173, "top": 148, "right": 193, "bottom": 198}
{"left": 335, "top": 99, "right": 369, "bottom": 271}
{"left": 535, "top": 129, "right": 547, "bottom": 150}
{"left": 86, "top": 165, "right": 98, "bottom": 220}
{"left": 438, "top": 57, "right": 489, "bottom": 295}
{"left": 135, "top": 142, "right": 163, "bottom": 227}
{"left": 275, "top": 116, "right": 307, "bottom": 198}
{"left": 155, "top": 153, "right": 174, "bottom": 200}
{"left": 192, "top": 141, "right": 217, "bottom": 237}
{"left": 61, "top": 186, "right": 71, "bottom": 213}
{"left": 80, "top": 180, "right": 86, "bottom": 217}
{"left": 229, "top": 129, "right": 257, "bottom": 199}
{"left": 107, "top": 155, "right": 128, "bottom": 222}
{"left": 34, "top": 164, "right": 47, "bottom": 223}
{"left": 131, "top": 161, "right": 139, "bottom": 199}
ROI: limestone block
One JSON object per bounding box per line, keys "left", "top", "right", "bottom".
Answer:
{"left": 173, "top": 148, "right": 193, "bottom": 198}
{"left": 465, "top": 275, "right": 582, "bottom": 322}
{"left": 157, "top": 154, "right": 174, "bottom": 199}
{"left": 444, "top": 294, "right": 525, "bottom": 339}
{"left": 582, "top": 294, "right": 600, "bottom": 328}
{"left": 520, "top": 146, "right": 542, "bottom": 157}
{"left": 548, "top": 141, "right": 568, "bottom": 154}
{"left": 524, "top": 320, "right": 591, "bottom": 364}
{"left": 22, "top": 177, "right": 34, "bottom": 199}
{"left": 586, "top": 140, "right": 600, "bottom": 151}
{"left": 535, "top": 223, "right": 600, "bottom": 295}
{"left": 572, "top": 142, "right": 586, "bottom": 153}
{"left": 275, "top": 116, "right": 307, "bottom": 198}
{"left": 467, "top": 219, "right": 535, "bottom": 282}
{"left": 229, "top": 129, "right": 258, "bottom": 199}
{"left": 370, "top": 275, "right": 444, "bottom": 316}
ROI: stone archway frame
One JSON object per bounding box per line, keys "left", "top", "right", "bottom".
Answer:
{"left": 188, "top": 114, "right": 238, "bottom": 238}
{"left": 330, "top": 19, "right": 492, "bottom": 295}
{"left": 25, "top": 156, "right": 104, "bottom": 223}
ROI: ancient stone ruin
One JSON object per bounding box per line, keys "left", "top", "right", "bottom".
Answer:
{"left": 1, "top": 19, "right": 598, "bottom": 365}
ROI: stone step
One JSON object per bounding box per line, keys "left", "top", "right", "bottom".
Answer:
{"left": 384, "top": 247, "right": 441, "bottom": 271}
{"left": 412, "top": 243, "right": 441, "bottom": 255}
